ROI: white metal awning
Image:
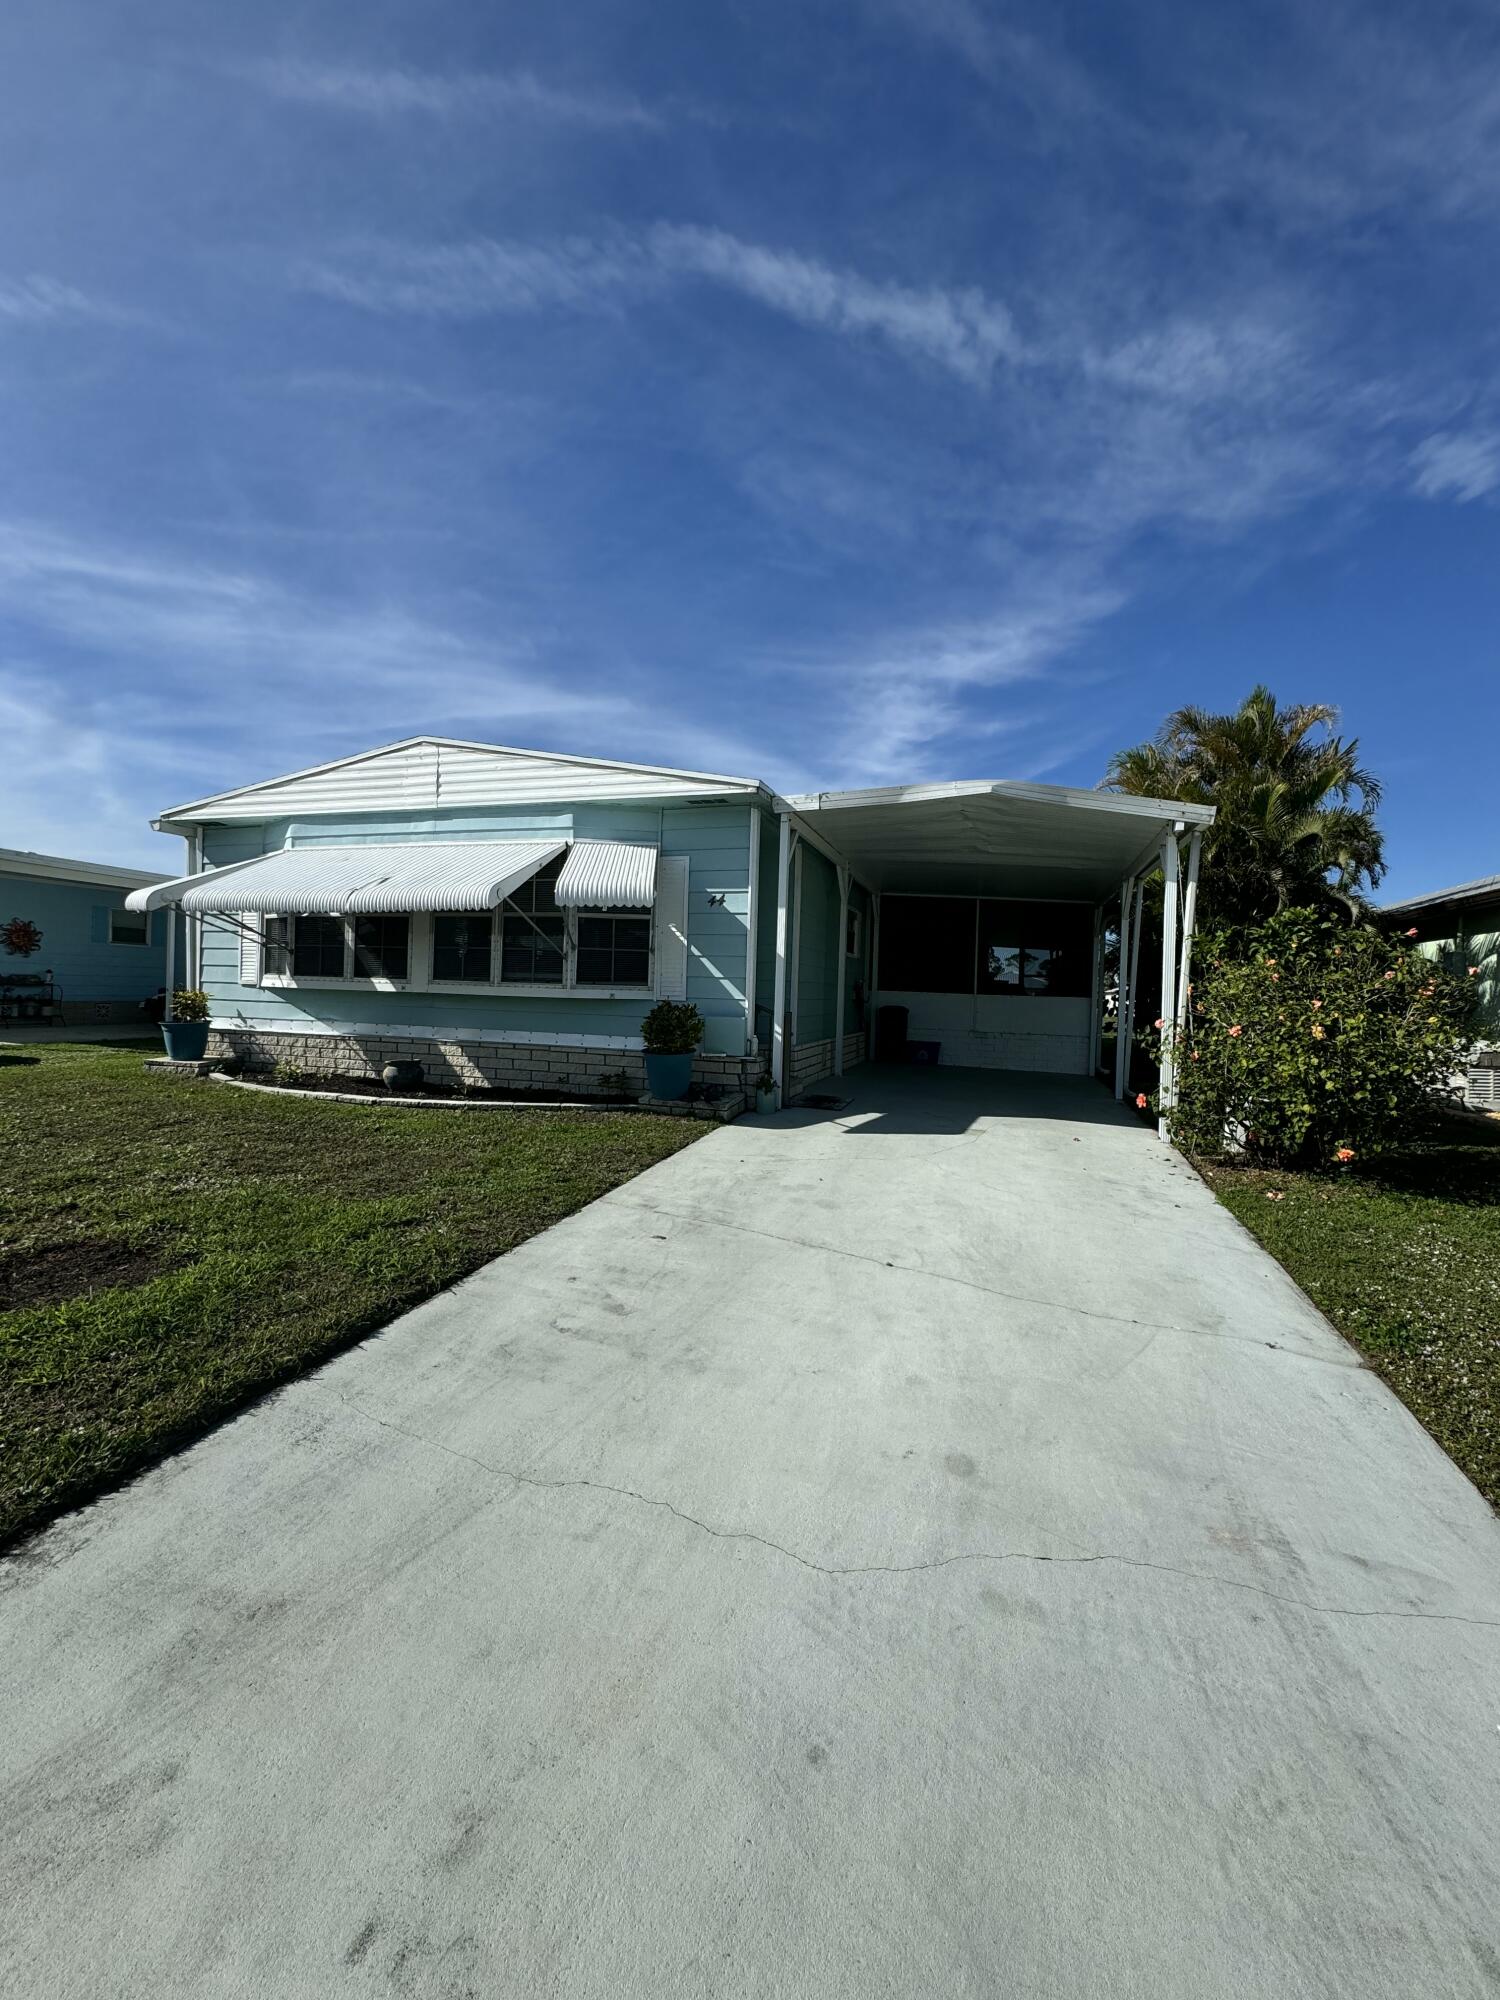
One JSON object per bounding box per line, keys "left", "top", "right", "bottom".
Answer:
{"left": 123, "top": 840, "right": 568, "bottom": 915}
{"left": 554, "top": 841, "right": 659, "bottom": 909}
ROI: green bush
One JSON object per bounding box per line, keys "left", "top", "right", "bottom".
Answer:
{"left": 640, "top": 999, "right": 703, "bottom": 1054}
{"left": 1166, "top": 909, "right": 1478, "bottom": 1167}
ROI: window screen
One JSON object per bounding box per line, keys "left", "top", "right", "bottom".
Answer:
{"left": 976, "top": 901, "right": 1092, "bottom": 997}
{"left": 109, "top": 908, "right": 149, "bottom": 946}
{"left": 501, "top": 857, "right": 565, "bottom": 984}
{"left": 876, "top": 897, "right": 975, "bottom": 994}
{"left": 352, "top": 913, "right": 410, "bottom": 982}
{"left": 291, "top": 913, "right": 345, "bottom": 979}
{"left": 575, "top": 911, "right": 651, "bottom": 987}
{"left": 432, "top": 911, "right": 493, "bottom": 983}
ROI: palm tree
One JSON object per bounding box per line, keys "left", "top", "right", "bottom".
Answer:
{"left": 1104, "top": 686, "right": 1385, "bottom": 926}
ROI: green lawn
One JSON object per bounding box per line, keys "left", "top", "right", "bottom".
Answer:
{"left": 1199, "top": 1114, "right": 1500, "bottom": 1511}
{"left": 0, "top": 1041, "right": 705, "bottom": 1549}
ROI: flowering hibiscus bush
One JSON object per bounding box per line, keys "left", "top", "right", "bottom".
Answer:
{"left": 1165, "top": 909, "right": 1478, "bottom": 1166}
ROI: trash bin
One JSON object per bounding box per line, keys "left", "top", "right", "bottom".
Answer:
{"left": 875, "top": 1004, "right": 909, "bottom": 1062}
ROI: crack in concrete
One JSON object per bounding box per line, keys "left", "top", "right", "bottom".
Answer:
{"left": 324, "top": 1391, "right": 1500, "bottom": 1631}
{"left": 606, "top": 1194, "right": 1363, "bottom": 1370}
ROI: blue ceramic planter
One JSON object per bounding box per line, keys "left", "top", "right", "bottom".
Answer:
{"left": 643, "top": 1051, "right": 694, "bottom": 1101}
{"left": 161, "top": 1020, "right": 209, "bottom": 1061}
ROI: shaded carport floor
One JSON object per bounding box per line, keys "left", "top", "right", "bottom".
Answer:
{"left": 3, "top": 1068, "right": 1498, "bottom": 1999}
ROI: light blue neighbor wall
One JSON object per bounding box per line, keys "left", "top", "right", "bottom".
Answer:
{"left": 0, "top": 873, "right": 169, "bottom": 1006}
{"left": 199, "top": 797, "right": 758, "bottom": 1048}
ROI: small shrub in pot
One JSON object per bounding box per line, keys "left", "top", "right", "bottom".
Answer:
{"left": 640, "top": 999, "right": 704, "bottom": 1101}
{"left": 160, "top": 988, "right": 211, "bottom": 1062}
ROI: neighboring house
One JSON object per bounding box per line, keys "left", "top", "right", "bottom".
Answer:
{"left": 0, "top": 848, "right": 172, "bottom": 1027}
{"left": 1383, "top": 874, "right": 1500, "bottom": 1110}
{"left": 126, "top": 737, "right": 1210, "bottom": 1111}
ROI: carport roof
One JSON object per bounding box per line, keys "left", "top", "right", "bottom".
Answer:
{"left": 781, "top": 780, "right": 1214, "bottom": 901}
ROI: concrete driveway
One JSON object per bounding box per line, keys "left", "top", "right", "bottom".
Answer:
{"left": 4, "top": 1067, "right": 1498, "bottom": 1998}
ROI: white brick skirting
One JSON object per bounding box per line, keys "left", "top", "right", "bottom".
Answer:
{"left": 208, "top": 1025, "right": 760, "bottom": 1099}
{"left": 786, "top": 1028, "right": 868, "bottom": 1095}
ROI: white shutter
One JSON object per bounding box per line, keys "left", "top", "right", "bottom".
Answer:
{"left": 239, "top": 918, "right": 263, "bottom": 988}
{"left": 653, "top": 855, "right": 690, "bottom": 999}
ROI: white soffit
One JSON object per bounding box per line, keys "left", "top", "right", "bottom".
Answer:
{"left": 784, "top": 783, "right": 1214, "bottom": 901}
{"left": 554, "top": 841, "right": 659, "bottom": 909}
{"left": 125, "top": 841, "right": 567, "bottom": 915}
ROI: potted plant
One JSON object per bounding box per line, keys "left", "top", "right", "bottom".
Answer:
{"left": 161, "top": 988, "right": 210, "bottom": 1061}
{"left": 640, "top": 999, "right": 703, "bottom": 1101}
{"left": 754, "top": 1069, "right": 777, "bottom": 1116}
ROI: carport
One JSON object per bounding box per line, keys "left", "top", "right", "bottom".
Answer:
{"left": 770, "top": 780, "right": 1215, "bottom": 1132}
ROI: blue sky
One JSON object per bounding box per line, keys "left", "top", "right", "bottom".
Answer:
{"left": 1, "top": 0, "right": 1496, "bottom": 896}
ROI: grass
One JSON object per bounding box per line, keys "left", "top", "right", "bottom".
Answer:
{"left": 1198, "top": 1112, "right": 1500, "bottom": 1511}
{"left": 0, "top": 1041, "right": 705, "bottom": 1549}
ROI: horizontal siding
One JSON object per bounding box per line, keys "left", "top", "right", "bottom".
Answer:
{"left": 753, "top": 808, "right": 780, "bottom": 1048}
{"left": 0, "top": 875, "right": 168, "bottom": 1004}
{"left": 179, "top": 742, "right": 759, "bottom": 821}
{"left": 795, "top": 844, "right": 840, "bottom": 1044}
{"left": 198, "top": 796, "right": 757, "bottom": 1050}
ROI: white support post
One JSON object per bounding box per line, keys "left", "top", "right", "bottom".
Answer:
{"left": 770, "top": 814, "right": 792, "bottom": 1100}
{"left": 1176, "top": 828, "right": 1203, "bottom": 1034}
{"left": 744, "top": 805, "right": 761, "bottom": 1055}
{"left": 787, "top": 842, "right": 805, "bottom": 1093}
{"left": 1157, "top": 830, "right": 1181, "bottom": 1138}
{"left": 870, "top": 891, "right": 882, "bottom": 1048}
{"left": 163, "top": 904, "right": 177, "bottom": 1024}
{"left": 1124, "top": 877, "right": 1145, "bottom": 1091}
{"left": 834, "top": 864, "right": 850, "bottom": 1075}
{"left": 1113, "top": 876, "right": 1133, "bottom": 1099}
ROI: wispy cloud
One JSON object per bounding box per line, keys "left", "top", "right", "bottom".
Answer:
{"left": 0, "top": 274, "right": 148, "bottom": 328}
{"left": 768, "top": 580, "right": 1127, "bottom": 783}
{"left": 0, "top": 521, "right": 783, "bottom": 855}
{"left": 1410, "top": 429, "right": 1500, "bottom": 504}
{"left": 300, "top": 224, "right": 1024, "bottom": 385}
{"left": 238, "top": 58, "right": 659, "bottom": 130}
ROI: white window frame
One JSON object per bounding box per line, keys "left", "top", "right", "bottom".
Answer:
{"left": 845, "top": 908, "right": 863, "bottom": 959}
{"left": 261, "top": 904, "right": 656, "bottom": 1001}
{"left": 109, "top": 907, "right": 150, "bottom": 946}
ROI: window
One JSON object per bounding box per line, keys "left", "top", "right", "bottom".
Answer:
{"left": 291, "top": 913, "right": 346, "bottom": 979}
{"left": 876, "top": 895, "right": 1093, "bottom": 998}
{"left": 432, "top": 911, "right": 493, "bottom": 983}
{"left": 263, "top": 915, "right": 291, "bottom": 977}
{"left": 845, "top": 908, "right": 863, "bottom": 959}
{"left": 576, "top": 910, "right": 651, "bottom": 987}
{"left": 876, "top": 896, "right": 975, "bottom": 994}
{"left": 501, "top": 858, "right": 565, "bottom": 985}
{"left": 352, "top": 912, "right": 409, "bottom": 982}
{"left": 110, "top": 908, "right": 149, "bottom": 946}
{"left": 976, "top": 901, "right": 1092, "bottom": 998}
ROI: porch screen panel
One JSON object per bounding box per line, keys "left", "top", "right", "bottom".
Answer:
{"left": 876, "top": 896, "right": 975, "bottom": 994}
{"left": 976, "top": 901, "right": 1092, "bottom": 997}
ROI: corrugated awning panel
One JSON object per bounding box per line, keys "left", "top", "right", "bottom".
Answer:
{"left": 554, "top": 841, "right": 659, "bottom": 909}
{"left": 127, "top": 840, "right": 568, "bottom": 915}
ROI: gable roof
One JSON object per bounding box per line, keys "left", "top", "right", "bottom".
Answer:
{"left": 154, "top": 736, "right": 767, "bottom": 827}
{"left": 0, "top": 846, "right": 169, "bottom": 891}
